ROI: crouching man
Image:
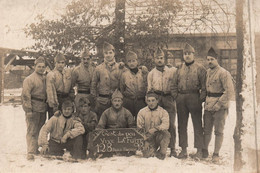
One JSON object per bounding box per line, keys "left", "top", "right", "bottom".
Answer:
{"left": 38, "top": 100, "right": 85, "bottom": 159}
{"left": 96, "top": 89, "right": 135, "bottom": 157}
{"left": 96, "top": 89, "right": 135, "bottom": 129}
{"left": 76, "top": 97, "right": 98, "bottom": 159}
{"left": 137, "top": 92, "right": 171, "bottom": 160}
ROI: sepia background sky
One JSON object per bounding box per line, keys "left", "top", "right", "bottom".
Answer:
{"left": 0, "top": 0, "right": 259, "bottom": 50}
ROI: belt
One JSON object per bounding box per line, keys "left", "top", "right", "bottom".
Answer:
{"left": 99, "top": 94, "right": 111, "bottom": 98}
{"left": 179, "top": 90, "right": 199, "bottom": 94}
{"left": 207, "top": 92, "right": 223, "bottom": 97}
{"left": 77, "top": 90, "right": 90, "bottom": 94}
{"left": 154, "top": 90, "right": 171, "bottom": 96}
{"left": 57, "top": 92, "right": 69, "bottom": 98}
{"left": 31, "top": 96, "right": 46, "bottom": 102}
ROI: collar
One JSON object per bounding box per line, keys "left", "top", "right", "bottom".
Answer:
{"left": 209, "top": 64, "right": 220, "bottom": 71}
{"left": 148, "top": 104, "right": 159, "bottom": 111}
{"left": 80, "top": 62, "right": 89, "bottom": 70}
{"left": 112, "top": 106, "right": 123, "bottom": 112}
{"left": 129, "top": 67, "right": 138, "bottom": 74}
{"left": 62, "top": 114, "right": 73, "bottom": 119}
{"left": 104, "top": 58, "right": 116, "bottom": 67}
{"left": 156, "top": 65, "right": 165, "bottom": 73}
{"left": 185, "top": 60, "right": 194, "bottom": 66}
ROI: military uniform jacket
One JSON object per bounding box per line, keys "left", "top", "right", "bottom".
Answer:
{"left": 77, "top": 111, "right": 98, "bottom": 133}
{"left": 46, "top": 67, "right": 72, "bottom": 107}
{"left": 120, "top": 68, "right": 147, "bottom": 99}
{"left": 38, "top": 115, "right": 85, "bottom": 147}
{"left": 147, "top": 66, "right": 177, "bottom": 93}
{"left": 91, "top": 62, "right": 124, "bottom": 97}
{"left": 97, "top": 107, "right": 135, "bottom": 129}
{"left": 71, "top": 63, "right": 95, "bottom": 92}
{"left": 21, "top": 71, "right": 47, "bottom": 113}
{"left": 171, "top": 62, "right": 206, "bottom": 101}
{"left": 205, "top": 65, "right": 234, "bottom": 111}
{"left": 137, "top": 106, "right": 169, "bottom": 132}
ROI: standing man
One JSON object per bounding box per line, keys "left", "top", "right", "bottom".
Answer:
{"left": 171, "top": 43, "right": 206, "bottom": 159}
{"left": 91, "top": 41, "right": 125, "bottom": 120}
{"left": 137, "top": 92, "right": 170, "bottom": 160}
{"left": 21, "top": 57, "right": 47, "bottom": 160}
{"left": 46, "top": 53, "right": 72, "bottom": 119}
{"left": 120, "top": 51, "right": 147, "bottom": 119}
{"left": 202, "top": 47, "right": 234, "bottom": 163}
{"left": 147, "top": 48, "right": 177, "bottom": 157}
{"left": 71, "top": 48, "right": 95, "bottom": 110}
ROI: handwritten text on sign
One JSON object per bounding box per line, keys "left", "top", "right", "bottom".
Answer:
{"left": 92, "top": 128, "right": 145, "bottom": 153}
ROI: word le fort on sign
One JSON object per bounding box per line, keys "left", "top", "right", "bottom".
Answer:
{"left": 91, "top": 128, "right": 145, "bottom": 153}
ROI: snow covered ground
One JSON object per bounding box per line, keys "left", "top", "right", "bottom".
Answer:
{"left": 0, "top": 101, "right": 236, "bottom": 173}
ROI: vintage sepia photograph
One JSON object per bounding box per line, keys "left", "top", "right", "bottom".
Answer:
{"left": 0, "top": 0, "right": 259, "bottom": 172}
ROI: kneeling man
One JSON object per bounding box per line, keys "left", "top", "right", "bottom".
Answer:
{"left": 38, "top": 100, "right": 85, "bottom": 159}
{"left": 137, "top": 91, "right": 170, "bottom": 160}
{"left": 96, "top": 89, "right": 135, "bottom": 129}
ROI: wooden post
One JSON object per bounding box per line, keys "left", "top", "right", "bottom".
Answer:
{"left": 0, "top": 51, "right": 5, "bottom": 104}
{"left": 234, "top": 0, "right": 259, "bottom": 172}
{"left": 114, "top": 0, "right": 126, "bottom": 62}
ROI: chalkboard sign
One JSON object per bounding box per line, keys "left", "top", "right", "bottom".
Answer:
{"left": 91, "top": 128, "right": 145, "bottom": 153}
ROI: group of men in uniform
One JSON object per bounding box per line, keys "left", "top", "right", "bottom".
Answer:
{"left": 21, "top": 41, "right": 234, "bottom": 163}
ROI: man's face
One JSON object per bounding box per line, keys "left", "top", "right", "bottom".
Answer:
{"left": 154, "top": 55, "right": 165, "bottom": 67}
{"left": 55, "top": 60, "right": 66, "bottom": 72}
{"left": 146, "top": 96, "right": 158, "bottom": 109}
{"left": 79, "top": 103, "right": 90, "bottom": 115}
{"left": 35, "top": 63, "right": 46, "bottom": 75}
{"left": 207, "top": 56, "right": 219, "bottom": 69}
{"left": 112, "top": 98, "right": 123, "bottom": 109}
{"left": 183, "top": 52, "right": 194, "bottom": 63}
{"left": 81, "top": 56, "right": 91, "bottom": 68}
{"left": 127, "top": 59, "right": 138, "bottom": 69}
{"left": 62, "top": 106, "right": 74, "bottom": 117}
{"left": 104, "top": 50, "right": 115, "bottom": 62}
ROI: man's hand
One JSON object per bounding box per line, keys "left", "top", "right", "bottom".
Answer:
{"left": 148, "top": 128, "right": 157, "bottom": 135}
{"left": 119, "top": 62, "right": 125, "bottom": 69}
{"left": 53, "top": 110, "right": 61, "bottom": 117}
{"left": 212, "top": 103, "right": 221, "bottom": 112}
{"left": 61, "top": 134, "right": 68, "bottom": 144}
{"left": 40, "top": 146, "right": 49, "bottom": 155}
{"left": 26, "top": 112, "right": 33, "bottom": 118}
{"left": 140, "top": 66, "right": 148, "bottom": 74}
{"left": 53, "top": 106, "right": 59, "bottom": 113}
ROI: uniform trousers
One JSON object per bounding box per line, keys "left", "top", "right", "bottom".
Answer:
{"left": 26, "top": 112, "right": 46, "bottom": 154}
{"left": 157, "top": 95, "right": 176, "bottom": 149}
{"left": 203, "top": 109, "right": 228, "bottom": 154}
{"left": 143, "top": 130, "right": 171, "bottom": 158}
{"left": 176, "top": 93, "right": 204, "bottom": 149}
{"left": 48, "top": 135, "right": 84, "bottom": 159}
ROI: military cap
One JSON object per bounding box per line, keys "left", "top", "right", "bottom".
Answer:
{"left": 183, "top": 43, "right": 195, "bottom": 53}
{"left": 154, "top": 47, "right": 165, "bottom": 57}
{"left": 78, "top": 97, "right": 91, "bottom": 107}
{"left": 103, "top": 41, "right": 115, "bottom": 52}
{"left": 207, "top": 47, "right": 218, "bottom": 59}
{"left": 54, "top": 52, "right": 66, "bottom": 62}
{"left": 62, "top": 99, "right": 74, "bottom": 109}
{"left": 126, "top": 51, "right": 138, "bottom": 61}
{"left": 111, "top": 89, "right": 123, "bottom": 100}
{"left": 146, "top": 91, "right": 158, "bottom": 99}
{"left": 34, "top": 56, "right": 46, "bottom": 65}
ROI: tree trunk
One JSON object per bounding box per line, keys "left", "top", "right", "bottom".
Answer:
{"left": 234, "top": 0, "right": 259, "bottom": 172}
{"left": 114, "top": 0, "right": 126, "bottom": 62}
